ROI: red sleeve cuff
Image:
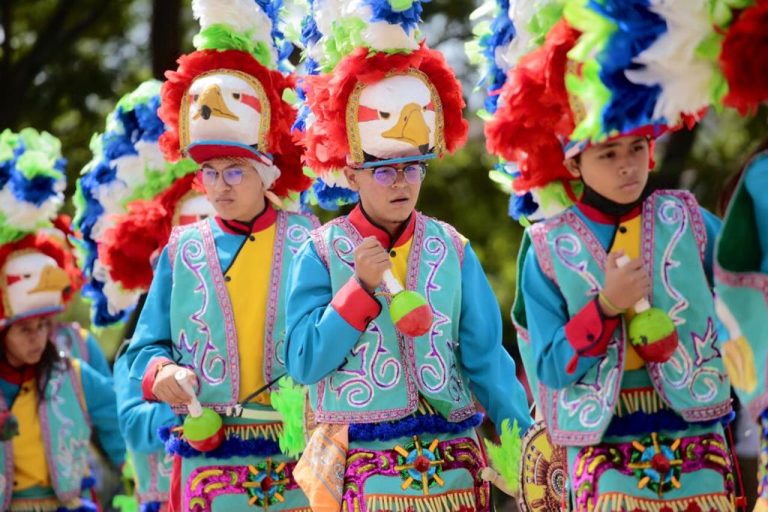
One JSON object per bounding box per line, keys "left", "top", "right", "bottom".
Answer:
{"left": 565, "top": 298, "right": 620, "bottom": 357}
{"left": 141, "top": 357, "right": 174, "bottom": 401}
{"left": 331, "top": 277, "right": 382, "bottom": 331}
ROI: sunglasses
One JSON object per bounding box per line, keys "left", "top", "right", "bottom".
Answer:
{"left": 198, "top": 166, "right": 250, "bottom": 187}
{"left": 358, "top": 162, "right": 427, "bottom": 187}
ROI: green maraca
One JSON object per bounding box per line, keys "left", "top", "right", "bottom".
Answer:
{"left": 382, "top": 269, "right": 433, "bottom": 337}
{"left": 176, "top": 369, "right": 225, "bottom": 452}
{"left": 616, "top": 256, "right": 678, "bottom": 363}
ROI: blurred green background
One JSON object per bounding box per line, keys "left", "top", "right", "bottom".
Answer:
{"left": 2, "top": 0, "right": 767, "bottom": 360}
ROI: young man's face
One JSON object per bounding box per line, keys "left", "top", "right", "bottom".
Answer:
{"left": 565, "top": 136, "right": 651, "bottom": 205}
{"left": 344, "top": 162, "right": 425, "bottom": 229}
{"left": 200, "top": 158, "right": 266, "bottom": 221}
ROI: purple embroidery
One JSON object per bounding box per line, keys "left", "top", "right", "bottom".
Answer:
{"left": 40, "top": 365, "right": 91, "bottom": 502}
{"left": 571, "top": 432, "right": 735, "bottom": 510}
{"left": 184, "top": 461, "right": 301, "bottom": 511}
{"left": 658, "top": 198, "right": 691, "bottom": 324}
{"left": 330, "top": 341, "right": 376, "bottom": 407}
{"left": 553, "top": 233, "right": 602, "bottom": 296}
{"left": 715, "top": 265, "right": 768, "bottom": 299}
{"left": 264, "top": 212, "right": 288, "bottom": 385}
{"left": 418, "top": 236, "right": 449, "bottom": 394}
{"left": 368, "top": 323, "right": 401, "bottom": 390}
{"left": 177, "top": 238, "right": 226, "bottom": 386}
{"left": 342, "top": 436, "right": 489, "bottom": 512}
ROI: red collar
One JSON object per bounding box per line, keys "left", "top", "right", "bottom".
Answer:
{"left": 215, "top": 204, "right": 277, "bottom": 235}
{"left": 0, "top": 359, "right": 36, "bottom": 385}
{"left": 349, "top": 205, "right": 415, "bottom": 250}
{"left": 576, "top": 201, "right": 642, "bottom": 225}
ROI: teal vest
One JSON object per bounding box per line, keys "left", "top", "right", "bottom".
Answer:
{"left": 0, "top": 359, "right": 92, "bottom": 509}
{"left": 131, "top": 449, "right": 172, "bottom": 505}
{"left": 53, "top": 323, "right": 88, "bottom": 363}
{"left": 716, "top": 153, "right": 768, "bottom": 422}
{"left": 166, "top": 212, "right": 318, "bottom": 413}
{"left": 308, "top": 213, "right": 475, "bottom": 424}
{"left": 529, "top": 191, "right": 731, "bottom": 446}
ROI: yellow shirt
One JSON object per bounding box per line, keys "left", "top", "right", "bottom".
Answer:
{"left": 11, "top": 379, "right": 51, "bottom": 491}
{"left": 608, "top": 215, "right": 645, "bottom": 370}
{"left": 225, "top": 224, "right": 276, "bottom": 404}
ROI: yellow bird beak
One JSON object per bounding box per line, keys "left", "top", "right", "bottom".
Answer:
{"left": 29, "top": 266, "right": 70, "bottom": 294}
{"left": 381, "top": 103, "right": 431, "bottom": 150}
{"left": 193, "top": 84, "right": 239, "bottom": 122}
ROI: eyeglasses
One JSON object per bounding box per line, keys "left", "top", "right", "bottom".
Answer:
{"left": 198, "top": 167, "right": 249, "bottom": 187}
{"left": 359, "top": 162, "right": 427, "bottom": 187}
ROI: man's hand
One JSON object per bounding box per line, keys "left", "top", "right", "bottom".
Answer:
{"left": 152, "top": 364, "right": 196, "bottom": 406}
{"left": 601, "top": 251, "right": 651, "bottom": 314}
{"left": 354, "top": 236, "right": 392, "bottom": 293}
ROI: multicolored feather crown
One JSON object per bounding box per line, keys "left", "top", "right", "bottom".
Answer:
{"left": 0, "top": 129, "right": 82, "bottom": 327}
{"left": 98, "top": 173, "right": 214, "bottom": 294}
{"left": 74, "top": 80, "right": 200, "bottom": 326}
{"left": 478, "top": 0, "right": 721, "bottom": 222}
{"left": 296, "top": 0, "right": 468, "bottom": 208}
{"left": 159, "top": 0, "right": 312, "bottom": 202}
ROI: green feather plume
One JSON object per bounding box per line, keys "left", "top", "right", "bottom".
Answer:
{"left": 483, "top": 418, "right": 523, "bottom": 494}
{"left": 271, "top": 376, "right": 307, "bottom": 458}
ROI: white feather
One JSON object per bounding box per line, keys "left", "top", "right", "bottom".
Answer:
{"left": 625, "top": 0, "right": 712, "bottom": 124}
{"left": 345, "top": 2, "right": 418, "bottom": 51}
{"left": 321, "top": 170, "right": 352, "bottom": 189}
{"left": 0, "top": 186, "right": 64, "bottom": 232}
{"left": 500, "top": 0, "right": 556, "bottom": 69}
{"left": 192, "top": 0, "right": 278, "bottom": 63}
{"left": 93, "top": 260, "right": 141, "bottom": 314}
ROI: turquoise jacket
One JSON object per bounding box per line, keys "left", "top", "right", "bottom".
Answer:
{"left": 284, "top": 208, "right": 533, "bottom": 433}
{"left": 0, "top": 358, "right": 125, "bottom": 467}
{"left": 521, "top": 200, "right": 721, "bottom": 390}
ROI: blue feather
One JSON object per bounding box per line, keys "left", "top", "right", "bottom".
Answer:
{"left": 349, "top": 412, "right": 483, "bottom": 443}
{"left": 10, "top": 172, "right": 58, "bottom": 207}
{"left": 590, "top": 0, "right": 667, "bottom": 135}
{"left": 604, "top": 409, "right": 734, "bottom": 438}
{"left": 81, "top": 277, "right": 131, "bottom": 326}
{"left": 312, "top": 179, "right": 359, "bottom": 210}
{"left": 362, "top": 0, "right": 429, "bottom": 32}
{"left": 479, "top": 0, "right": 515, "bottom": 114}
{"left": 508, "top": 192, "right": 538, "bottom": 220}
{"left": 159, "top": 425, "right": 282, "bottom": 459}
{"left": 140, "top": 503, "right": 163, "bottom": 512}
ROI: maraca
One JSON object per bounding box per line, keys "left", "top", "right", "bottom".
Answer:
{"left": 616, "top": 256, "right": 678, "bottom": 363}
{"left": 382, "top": 269, "right": 433, "bottom": 337}
{"left": 175, "top": 370, "right": 225, "bottom": 452}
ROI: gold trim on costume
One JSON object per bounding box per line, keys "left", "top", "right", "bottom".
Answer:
{"left": 180, "top": 69, "right": 271, "bottom": 156}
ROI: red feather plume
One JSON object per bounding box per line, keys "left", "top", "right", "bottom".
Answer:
{"left": 0, "top": 233, "right": 83, "bottom": 322}
{"left": 721, "top": 0, "right": 768, "bottom": 115}
{"left": 159, "top": 50, "right": 312, "bottom": 198}
{"left": 99, "top": 173, "right": 202, "bottom": 292}
{"left": 302, "top": 43, "right": 468, "bottom": 175}
{"left": 485, "top": 20, "right": 581, "bottom": 194}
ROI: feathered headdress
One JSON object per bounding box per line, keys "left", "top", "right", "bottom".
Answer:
{"left": 295, "top": 0, "right": 468, "bottom": 209}
{"left": 158, "top": 0, "right": 312, "bottom": 202}
{"left": 478, "top": 0, "right": 717, "bottom": 222}
{"left": 74, "top": 80, "right": 200, "bottom": 326}
{"left": 98, "top": 173, "right": 214, "bottom": 294}
{"left": 0, "top": 129, "right": 81, "bottom": 327}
